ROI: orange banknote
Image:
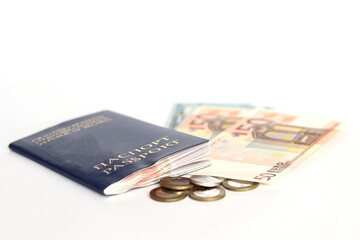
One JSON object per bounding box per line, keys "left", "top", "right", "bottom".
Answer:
{"left": 192, "top": 109, "right": 340, "bottom": 183}
{"left": 176, "top": 106, "right": 255, "bottom": 139}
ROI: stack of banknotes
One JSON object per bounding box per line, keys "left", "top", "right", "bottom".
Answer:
{"left": 166, "top": 103, "right": 340, "bottom": 184}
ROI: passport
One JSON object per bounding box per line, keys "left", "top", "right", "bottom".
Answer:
{"left": 9, "top": 110, "right": 210, "bottom": 195}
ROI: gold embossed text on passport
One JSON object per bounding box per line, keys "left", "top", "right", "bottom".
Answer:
{"left": 31, "top": 115, "right": 112, "bottom": 146}
{"left": 93, "top": 137, "right": 179, "bottom": 175}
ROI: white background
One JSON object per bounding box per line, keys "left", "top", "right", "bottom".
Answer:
{"left": 1, "top": 1, "right": 360, "bottom": 240}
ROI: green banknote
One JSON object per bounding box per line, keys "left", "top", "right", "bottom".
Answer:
{"left": 165, "top": 103, "right": 255, "bottom": 130}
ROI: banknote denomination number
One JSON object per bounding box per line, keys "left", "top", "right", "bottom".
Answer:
{"left": 253, "top": 173, "right": 276, "bottom": 181}
{"left": 234, "top": 118, "right": 273, "bottom": 135}
{"left": 254, "top": 162, "right": 285, "bottom": 181}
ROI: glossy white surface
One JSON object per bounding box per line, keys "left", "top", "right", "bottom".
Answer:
{"left": 1, "top": 1, "right": 359, "bottom": 239}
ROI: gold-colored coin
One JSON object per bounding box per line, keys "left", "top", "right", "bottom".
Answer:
{"left": 188, "top": 186, "right": 226, "bottom": 202}
{"left": 222, "top": 179, "right": 259, "bottom": 192}
{"left": 149, "top": 187, "right": 187, "bottom": 202}
{"left": 160, "top": 177, "right": 191, "bottom": 190}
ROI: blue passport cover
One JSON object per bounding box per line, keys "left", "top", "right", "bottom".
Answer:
{"left": 9, "top": 110, "right": 209, "bottom": 195}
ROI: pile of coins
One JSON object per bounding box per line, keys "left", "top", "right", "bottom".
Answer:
{"left": 150, "top": 175, "right": 259, "bottom": 202}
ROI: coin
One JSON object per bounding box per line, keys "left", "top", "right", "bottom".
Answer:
{"left": 149, "top": 187, "right": 187, "bottom": 202}
{"left": 222, "top": 179, "right": 259, "bottom": 192}
{"left": 160, "top": 177, "right": 191, "bottom": 190}
{"left": 189, "top": 175, "right": 224, "bottom": 187}
{"left": 188, "top": 186, "right": 226, "bottom": 202}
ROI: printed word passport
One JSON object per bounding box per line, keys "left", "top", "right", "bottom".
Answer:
{"left": 9, "top": 110, "right": 210, "bottom": 195}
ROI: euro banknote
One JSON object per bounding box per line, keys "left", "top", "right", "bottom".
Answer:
{"left": 174, "top": 105, "right": 256, "bottom": 139}
{"left": 165, "top": 103, "right": 255, "bottom": 130}
{"left": 192, "top": 108, "right": 340, "bottom": 183}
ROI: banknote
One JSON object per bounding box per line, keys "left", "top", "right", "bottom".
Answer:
{"left": 192, "top": 108, "right": 340, "bottom": 183}
{"left": 107, "top": 145, "right": 211, "bottom": 193}
{"left": 175, "top": 105, "right": 256, "bottom": 139}
{"left": 165, "top": 103, "right": 255, "bottom": 130}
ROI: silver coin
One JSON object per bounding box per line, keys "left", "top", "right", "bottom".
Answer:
{"left": 189, "top": 175, "right": 224, "bottom": 187}
{"left": 188, "top": 186, "right": 226, "bottom": 202}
